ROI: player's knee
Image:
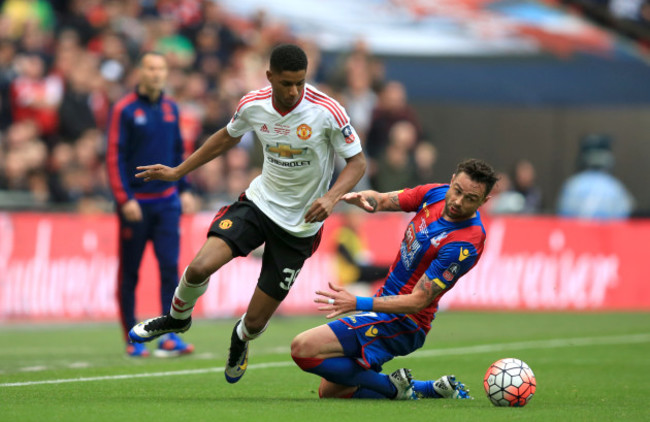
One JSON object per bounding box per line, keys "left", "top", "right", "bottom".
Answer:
{"left": 290, "top": 331, "right": 317, "bottom": 358}
{"left": 291, "top": 340, "right": 323, "bottom": 372}
{"left": 290, "top": 333, "right": 308, "bottom": 358}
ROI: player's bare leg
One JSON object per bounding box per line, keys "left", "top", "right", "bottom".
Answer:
{"left": 291, "top": 324, "right": 345, "bottom": 359}
{"left": 184, "top": 235, "right": 235, "bottom": 286}
{"left": 319, "top": 379, "right": 358, "bottom": 398}
{"left": 129, "top": 236, "right": 233, "bottom": 343}
{"left": 225, "top": 287, "right": 281, "bottom": 383}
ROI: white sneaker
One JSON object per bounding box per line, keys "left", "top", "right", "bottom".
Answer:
{"left": 389, "top": 368, "right": 418, "bottom": 400}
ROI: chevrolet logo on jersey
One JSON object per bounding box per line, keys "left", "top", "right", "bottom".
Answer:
{"left": 267, "top": 143, "right": 307, "bottom": 158}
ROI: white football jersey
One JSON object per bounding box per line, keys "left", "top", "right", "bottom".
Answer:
{"left": 226, "top": 84, "right": 363, "bottom": 237}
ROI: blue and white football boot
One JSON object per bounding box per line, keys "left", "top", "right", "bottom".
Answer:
{"left": 432, "top": 375, "right": 473, "bottom": 399}
{"left": 224, "top": 320, "right": 249, "bottom": 384}
{"left": 129, "top": 314, "right": 192, "bottom": 343}
{"left": 389, "top": 368, "right": 418, "bottom": 400}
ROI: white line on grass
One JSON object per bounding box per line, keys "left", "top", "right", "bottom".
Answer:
{"left": 0, "top": 362, "right": 289, "bottom": 388}
{"left": 2, "top": 333, "right": 648, "bottom": 388}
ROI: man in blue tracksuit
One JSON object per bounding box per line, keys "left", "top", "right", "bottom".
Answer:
{"left": 107, "top": 52, "right": 196, "bottom": 357}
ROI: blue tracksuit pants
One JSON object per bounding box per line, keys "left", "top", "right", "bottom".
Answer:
{"left": 116, "top": 195, "right": 181, "bottom": 340}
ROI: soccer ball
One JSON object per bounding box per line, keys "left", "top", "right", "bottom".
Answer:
{"left": 483, "top": 358, "right": 536, "bottom": 407}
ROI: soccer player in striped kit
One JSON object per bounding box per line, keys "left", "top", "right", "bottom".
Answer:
{"left": 128, "top": 44, "right": 367, "bottom": 383}
{"left": 107, "top": 52, "right": 197, "bottom": 357}
{"left": 291, "top": 159, "right": 497, "bottom": 400}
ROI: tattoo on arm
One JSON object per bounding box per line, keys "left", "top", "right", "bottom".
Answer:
{"left": 389, "top": 193, "right": 400, "bottom": 210}
{"left": 366, "top": 196, "right": 378, "bottom": 212}
{"left": 417, "top": 275, "right": 441, "bottom": 301}
{"left": 418, "top": 278, "right": 433, "bottom": 294}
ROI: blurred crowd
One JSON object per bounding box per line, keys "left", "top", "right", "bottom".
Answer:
{"left": 0, "top": 0, "right": 442, "bottom": 213}
{"left": 0, "top": 0, "right": 636, "bottom": 220}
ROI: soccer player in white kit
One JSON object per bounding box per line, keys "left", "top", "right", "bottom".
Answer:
{"left": 128, "top": 44, "right": 367, "bottom": 383}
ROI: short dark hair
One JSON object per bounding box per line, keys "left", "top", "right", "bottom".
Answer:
{"left": 456, "top": 158, "right": 499, "bottom": 197}
{"left": 137, "top": 51, "right": 166, "bottom": 67}
{"left": 269, "top": 44, "right": 308, "bottom": 73}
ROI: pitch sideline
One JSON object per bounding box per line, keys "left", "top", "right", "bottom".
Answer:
{"left": 2, "top": 332, "right": 649, "bottom": 388}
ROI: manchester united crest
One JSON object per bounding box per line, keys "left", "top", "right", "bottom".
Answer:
{"left": 219, "top": 219, "right": 233, "bottom": 230}
{"left": 296, "top": 124, "right": 312, "bottom": 140}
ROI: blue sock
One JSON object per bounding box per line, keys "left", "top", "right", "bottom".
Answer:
{"left": 294, "top": 356, "right": 396, "bottom": 398}
{"left": 412, "top": 380, "right": 442, "bottom": 398}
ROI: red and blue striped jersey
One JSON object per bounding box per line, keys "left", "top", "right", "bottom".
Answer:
{"left": 376, "top": 183, "right": 486, "bottom": 333}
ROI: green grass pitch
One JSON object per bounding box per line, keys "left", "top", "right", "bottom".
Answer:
{"left": 1, "top": 312, "right": 649, "bottom": 422}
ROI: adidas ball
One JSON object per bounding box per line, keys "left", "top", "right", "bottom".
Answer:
{"left": 483, "top": 358, "right": 536, "bottom": 407}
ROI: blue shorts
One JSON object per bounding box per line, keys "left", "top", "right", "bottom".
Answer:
{"left": 328, "top": 312, "right": 426, "bottom": 372}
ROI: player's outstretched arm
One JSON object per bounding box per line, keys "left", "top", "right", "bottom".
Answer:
{"left": 136, "top": 127, "right": 241, "bottom": 182}
{"left": 340, "top": 190, "right": 402, "bottom": 213}
{"left": 315, "top": 275, "right": 442, "bottom": 318}
{"left": 304, "top": 152, "right": 366, "bottom": 223}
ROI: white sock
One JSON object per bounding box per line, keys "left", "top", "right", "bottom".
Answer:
{"left": 236, "top": 313, "right": 269, "bottom": 342}
{"left": 169, "top": 268, "right": 209, "bottom": 320}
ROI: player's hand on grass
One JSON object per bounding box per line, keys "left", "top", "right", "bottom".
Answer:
{"left": 315, "top": 281, "right": 356, "bottom": 318}
{"left": 135, "top": 164, "right": 180, "bottom": 182}
{"left": 340, "top": 192, "right": 375, "bottom": 212}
